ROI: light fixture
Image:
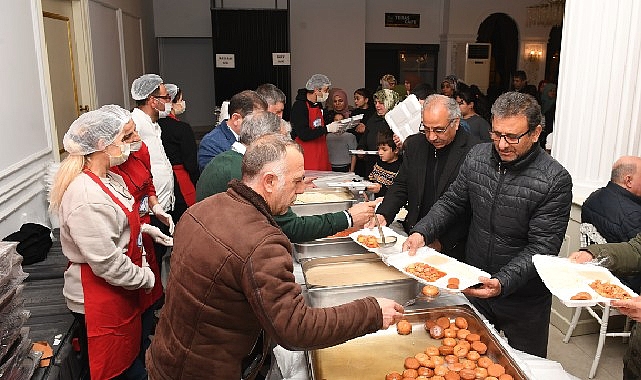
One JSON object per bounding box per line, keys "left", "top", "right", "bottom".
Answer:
{"left": 526, "top": 0, "right": 565, "bottom": 27}
{"left": 525, "top": 44, "right": 544, "bottom": 62}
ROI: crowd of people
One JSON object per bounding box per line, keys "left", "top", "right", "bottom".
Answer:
{"left": 47, "top": 69, "right": 641, "bottom": 380}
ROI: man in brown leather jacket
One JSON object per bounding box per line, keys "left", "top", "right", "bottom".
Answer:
{"left": 146, "top": 134, "right": 404, "bottom": 379}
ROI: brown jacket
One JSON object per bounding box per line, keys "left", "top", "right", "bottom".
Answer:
{"left": 146, "top": 180, "right": 382, "bottom": 379}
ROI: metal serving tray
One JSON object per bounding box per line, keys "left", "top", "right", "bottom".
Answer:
{"left": 308, "top": 305, "right": 528, "bottom": 380}
{"left": 291, "top": 188, "right": 356, "bottom": 216}
{"left": 293, "top": 237, "right": 365, "bottom": 262}
{"left": 302, "top": 254, "right": 419, "bottom": 308}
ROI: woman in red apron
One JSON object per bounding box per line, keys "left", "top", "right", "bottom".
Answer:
{"left": 50, "top": 105, "right": 157, "bottom": 379}
{"left": 157, "top": 84, "right": 199, "bottom": 220}
{"left": 290, "top": 74, "right": 334, "bottom": 171}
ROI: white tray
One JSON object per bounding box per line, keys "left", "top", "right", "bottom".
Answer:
{"left": 384, "top": 247, "right": 490, "bottom": 292}
{"left": 348, "top": 226, "right": 406, "bottom": 256}
{"left": 325, "top": 180, "right": 375, "bottom": 189}
{"left": 532, "top": 254, "right": 638, "bottom": 307}
{"left": 349, "top": 150, "right": 378, "bottom": 155}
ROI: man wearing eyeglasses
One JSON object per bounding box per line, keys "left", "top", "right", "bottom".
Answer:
{"left": 403, "top": 92, "right": 572, "bottom": 358}
{"left": 370, "top": 94, "right": 479, "bottom": 261}
{"left": 130, "top": 74, "right": 177, "bottom": 271}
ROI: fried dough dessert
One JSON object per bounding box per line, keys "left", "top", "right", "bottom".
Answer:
{"left": 570, "top": 291, "right": 592, "bottom": 300}
{"left": 405, "top": 262, "right": 447, "bottom": 282}
{"left": 589, "top": 280, "right": 632, "bottom": 299}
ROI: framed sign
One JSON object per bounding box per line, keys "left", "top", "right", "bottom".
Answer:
{"left": 215, "top": 53, "right": 235, "bottom": 68}
{"left": 385, "top": 13, "right": 420, "bottom": 28}
{"left": 272, "top": 53, "right": 290, "bottom": 66}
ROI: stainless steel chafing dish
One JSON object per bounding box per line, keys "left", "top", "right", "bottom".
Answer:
{"left": 307, "top": 305, "right": 528, "bottom": 380}
{"left": 291, "top": 188, "right": 356, "bottom": 216}
{"left": 293, "top": 237, "right": 365, "bottom": 262}
{"left": 302, "top": 253, "right": 419, "bottom": 308}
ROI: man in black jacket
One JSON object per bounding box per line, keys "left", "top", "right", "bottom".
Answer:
{"left": 582, "top": 155, "right": 641, "bottom": 291}
{"left": 404, "top": 92, "right": 573, "bottom": 357}
{"left": 370, "top": 94, "right": 479, "bottom": 261}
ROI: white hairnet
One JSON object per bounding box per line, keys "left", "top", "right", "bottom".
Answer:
{"left": 63, "top": 105, "right": 131, "bottom": 156}
{"left": 165, "top": 83, "right": 179, "bottom": 101}
{"left": 305, "top": 74, "right": 331, "bottom": 91}
{"left": 131, "top": 73, "right": 163, "bottom": 100}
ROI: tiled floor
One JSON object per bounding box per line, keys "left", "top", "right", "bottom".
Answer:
{"left": 547, "top": 324, "right": 629, "bottom": 380}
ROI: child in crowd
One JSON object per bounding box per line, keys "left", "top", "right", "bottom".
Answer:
{"left": 367, "top": 130, "right": 401, "bottom": 197}
{"left": 326, "top": 113, "right": 357, "bottom": 172}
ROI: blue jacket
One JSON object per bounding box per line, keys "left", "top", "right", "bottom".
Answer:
{"left": 582, "top": 181, "right": 641, "bottom": 243}
{"left": 197, "top": 120, "right": 236, "bottom": 171}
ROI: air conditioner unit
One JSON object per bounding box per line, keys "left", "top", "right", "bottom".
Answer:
{"left": 464, "top": 43, "right": 491, "bottom": 94}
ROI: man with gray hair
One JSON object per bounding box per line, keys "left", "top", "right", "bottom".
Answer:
{"left": 147, "top": 133, "right": 404, "bottom": 379}
{"left": 370, "top": 94, "right": 479, "bottom": 261}
{"left": 581, "top": 155, "right": 641, "bottom": 291}
{"left": 403, "top": 92, "right": 573, "bottom": 357}
{"left": 196, "top": 111, "right": 377, "bottom": 242}
{"left": 256, "top": 83, "right": 286, "bottom": 118}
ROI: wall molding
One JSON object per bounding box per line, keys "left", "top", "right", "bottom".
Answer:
{"left": 0, "top": 148, "right": 52, "bottom": 181}
{"left": 0, "top": 184, "right": 45, "bottom": 223}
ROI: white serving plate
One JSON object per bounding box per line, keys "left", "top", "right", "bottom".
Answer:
{"left": 348, "top": 226, "right": 406, "bottom": 256}
{"left": 348, "top": 150, "right": 378, "bottom": 155}
{"left": 532, "top": 254, "right": 638, "bottom": 306}
{"left": 384, "top": 247, "right": 490, "bottom": 292}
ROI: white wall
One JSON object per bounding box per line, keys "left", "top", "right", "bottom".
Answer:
{"left": 290, "top": 0, "right": 366, "bottom": 100}
{"left": 0, "top": 0, "right": 56, "bottom": 237}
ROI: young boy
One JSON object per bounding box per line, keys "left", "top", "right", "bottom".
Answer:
{"left": 325, "top": 113, "right": 357, "bottom": 172}
{"left": 368, "top": 130, "right": 401, "bottom": 197}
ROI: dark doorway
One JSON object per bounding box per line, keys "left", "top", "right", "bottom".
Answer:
{"left": 365, "top": 43, "right": 439, "bottom": 94}
{"left": 546, "top": 26, "right": 562, "bottom": 84}
{"left": 477, "top": 13, "right": 519, "bottom": 98}
{"left": 211, "top": 9, "right": 291, "bottom": 119}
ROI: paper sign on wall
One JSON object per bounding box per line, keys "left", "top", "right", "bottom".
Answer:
{"left": 272, "top": 53, "right": 291, "bottom": 66}
{"left": 216, "top": 54, "right": 235, "bottom": 68}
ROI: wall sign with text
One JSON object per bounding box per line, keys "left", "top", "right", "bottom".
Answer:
{"left": 385, "top": 13, "right": 420, "bottom": 28}
{"left": 215, "top": 54, "right": 235, "bottom": 68}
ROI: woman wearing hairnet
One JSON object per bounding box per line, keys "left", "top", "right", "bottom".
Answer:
{"left": 50, "top": 105, "right": 163, "bottom": 379}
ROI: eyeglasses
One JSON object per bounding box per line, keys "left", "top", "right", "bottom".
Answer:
{"left": 152, "top": 94, "right": 172, "bottom": 100}
{"left": 419, "top": 119, "right": 456, "bottom": 135}
{"left": 489, "top": 130, "right": 530, "bottom": 144}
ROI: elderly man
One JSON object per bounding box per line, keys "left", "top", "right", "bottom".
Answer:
{"left": 403, "top": 92, "right": 573, "bottom": 357}
{"left": 256, "top": 83, "right": 286, "bottom": 118}
{"left": 370, "top": 94, "right": 479, "bottom": 261}
{"left": 570, "top": 236, "right": 641, "bottom": 379}
{"left": 147, "top": 134, "right": 404, "bottom": 379}
{"left": 130, "top": 74, "right": 176, "bottom": 267}
{"left": 198, "top": 90, "right": 267, "bottom": 171}
{"left": 291, "top": 74, "right": 340, "bottom": 171}
{"left": 582, "top": 155, "right": 641, "bottom": 291}
{"left": 197, "top": 111, "right": 376, "bottom": 243}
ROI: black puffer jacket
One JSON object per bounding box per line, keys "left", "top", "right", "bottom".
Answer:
{"left": 412, "top": 143, "right": 573, "bottom": 297}
{"left": 581, "top": 181, "right": 641, "bottom": 243}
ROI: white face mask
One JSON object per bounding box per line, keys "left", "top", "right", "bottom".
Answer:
{"left": 108, "top": 143, "right": 130, "bottom": 167}
{"left": 158, "top": 102, "right": 172, "bottom": 118}
{"left": 175, "top": 100, "right": 186, "bottom": 115}
{"left": 316, "top": 91, "right": 329, "bottom": 103}
{"left": 130, "top": 140, "right": 142, "bottom": 152}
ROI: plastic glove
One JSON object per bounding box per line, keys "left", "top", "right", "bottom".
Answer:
{"left": 141, "top": 223, "right": 173, "bottom": 246}
{"left": 326, "top": 121, "right": 341, "bottom": 133}
{"left": 152, "top": 203, "right": 175, "bottom": 235}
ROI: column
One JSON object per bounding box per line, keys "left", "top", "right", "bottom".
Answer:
{"left": 550, "top": 0, "right": 641, "bottom": 334}
{"left": 554, "top": 0, "right": 641, "bottom": 202}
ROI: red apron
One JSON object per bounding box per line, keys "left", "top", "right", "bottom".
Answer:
{"left": 172, "top": 164, "right": 196, "bottom": 206}
{"left": 81, "top": 169, "right": 144, "bottom": 380}
{"left": 295, "top": 102, "right": 331, "bottom": 171}
{"left": 112, "top": 145, "right": 163, "bottom": 311}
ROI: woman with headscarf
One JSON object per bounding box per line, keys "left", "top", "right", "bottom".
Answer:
{"left": 50, "top": 105, "right": 170, "bottom": 379}
{"left": 539, "top": 83, "right": 557, "bottom": 149}
{"left": 440, "top": 75, "right": 459, "bottom": 98}
{"left": 323, "top": 88, "right": 351, "bottom": 125}
{"left": 357, "top": 89, "right": 400, "bottom": 175}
